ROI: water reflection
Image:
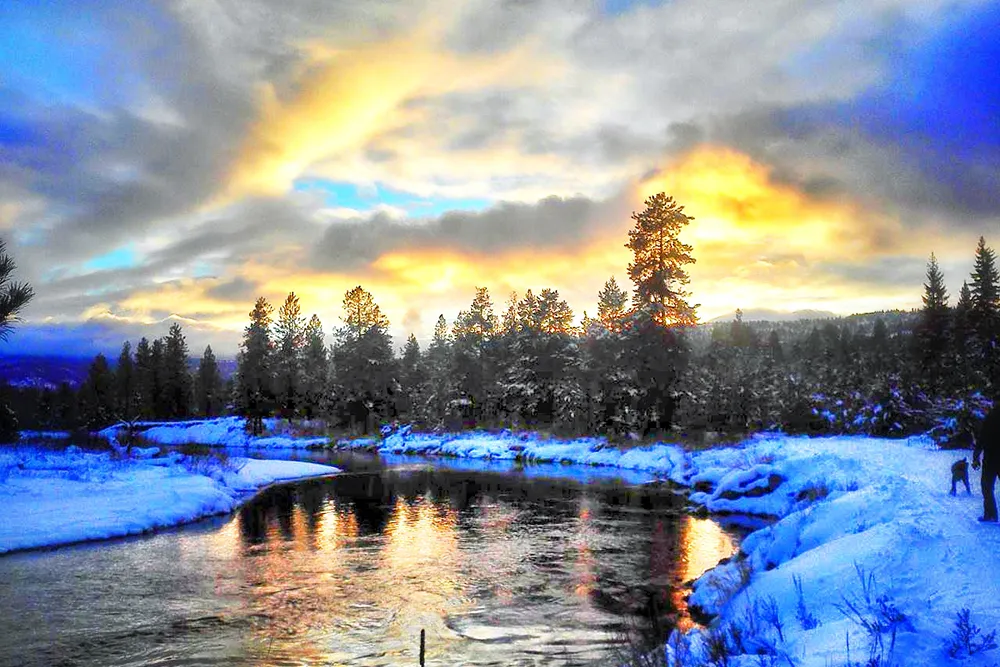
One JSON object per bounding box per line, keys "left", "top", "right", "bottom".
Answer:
{"left": 0, "top": 465, "right": 747, "bottom": 667}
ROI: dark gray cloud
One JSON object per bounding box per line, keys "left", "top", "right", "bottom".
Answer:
{"left": 205, "top": 277, "right": 260, "bottom": 302}
{"left": 312, "top": 195, "right": 614, "bottom": 270}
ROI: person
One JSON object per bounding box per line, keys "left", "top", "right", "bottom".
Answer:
{"left": 973, "top": 405, "right": 1000, "bottom": 522}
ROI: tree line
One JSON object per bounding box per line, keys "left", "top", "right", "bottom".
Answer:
{"left": 4, "top": 199, "right": 1000, "bottom": 444}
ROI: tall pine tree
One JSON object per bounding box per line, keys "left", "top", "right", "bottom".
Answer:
{"left": 162, "top": 324, "right": 192, "bottom": 418}
{"left": 301, "top": 314, "right": 328, "bottom": 419}
{"left": 236, "top": 297, "right": 275, "bottom": 435}
{"left": 916, "top": 253, "right": 950, "bottom": 393}
{"left": 195, "top": 345, "right": 225, "bottom": 417}
{"left": 625, "top": 193, "right": 698, "bottom": 327}
{"left": 273, "top": 292, "right": 305, "bottom": 420}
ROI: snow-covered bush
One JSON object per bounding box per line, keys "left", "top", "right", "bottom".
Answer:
{"left": 927, "top": 393, "right": 992, "bottom": 449}
{"left": 946, "top": 608, "right": 998, "bottom": 658}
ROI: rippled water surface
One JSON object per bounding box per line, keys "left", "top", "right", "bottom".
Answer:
{"left": 0, "top": 455, "right": 747, "bottom": 666}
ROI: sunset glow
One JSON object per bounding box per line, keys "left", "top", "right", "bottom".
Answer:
{"left": 2, "top": 0, "right": 996, "bottom": 355}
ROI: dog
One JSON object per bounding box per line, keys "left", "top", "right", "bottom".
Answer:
{"left": 951, "top": 458, "right": 971, "bottom": 496}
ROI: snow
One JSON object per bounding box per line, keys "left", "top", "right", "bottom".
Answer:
{"left": 0, "top": 446, "right": 339, "bottom": 554}
{"left": 677, "top": 433, "right": 1000, "bottom": 666}
{"left": 343, "top": 426, "right": 693, "bottom": 482}
{"left": 98, "top": 417, "right": 329, "bottom": 449}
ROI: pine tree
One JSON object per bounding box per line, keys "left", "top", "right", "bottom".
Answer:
{"left": 134, "top": 337, "right": 157, "bottom": 419}
{"left": 273, "top": 292, "right": 305, "bottom": 420}
{"left": 195, "top": 345, "right": 225, "bottom": 417}
{"left": 236, "top": 297, "right": 275, "bottom": 435}
{"left": 0, "top": 238, "right": 32, "bottom": 440}
{"left": 453, "top": 287, "right": 498, "bottom": 424}
{"left": 399, "top": 334, "right": 426, "bottom": 421}
{"left": 79, "top": 354, "right": 117, "bottom": 430}
{"left": 916, "top": 253, "right": 950, "bottom": 393}
{"left": 342, "top": 285, "right": 389, "bottom": 339}
{"left": 597, "top": 277, "right": 628, "bottom": 332}
{"left": 625, "top": 193, "right": 698, "bottom": 327}
{"left": 162, "top": 323, "right": 192, "bottom": 418}
{"left": 0, "top": 237, "right": 33, "bottom": 342}
{"left": 331, "top": 287, "right": 396, "bottom": 433}
{"left": 115, "top": 341, "right": 138, "bottom": 419}
{"left": 300, "top": 314, "right": 328, "bottom": 419}
{"left": 423, "top": 314, "right": 454, "bottom": 425}
{"left": 150, "top": 338, "right": 166, "bottom": 418}
{"left": 970, "top": 237, "right": 1000, "bottom": 391}
{"left": 970, "top": 238, "right": 1000, "bottom": 340}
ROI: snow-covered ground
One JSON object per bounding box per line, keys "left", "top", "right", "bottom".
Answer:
{"left": 673, "top": 434, "right": 1000, "bottom": 666}
{"left": 342, "top": 427, "right": 999, "bottom": 665}
{"left": 0, "top": 446, "right": 339, "bottom": 554}
{"left": 98, "top": 416, "right": 329, "bottom": 449}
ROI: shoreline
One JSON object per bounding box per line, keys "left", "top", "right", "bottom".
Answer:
{"left": 0, "top": 447, "right": 341, "bottom": 556}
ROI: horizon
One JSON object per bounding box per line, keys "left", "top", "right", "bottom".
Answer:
{"left": 1, "top": 1, "right": 997, "bottom": 358}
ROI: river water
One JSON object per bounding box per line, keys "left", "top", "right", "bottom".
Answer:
{"left": 0, "top": 453, "right": 750, "bottom": 666}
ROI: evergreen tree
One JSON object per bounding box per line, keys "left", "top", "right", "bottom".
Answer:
{"left": 134, "top": 337, "right": 157, "bottom": 419}
{"left": 0, "top": 238, "right": 33, "bottom": 441}
{"left": 452, "top": 287, "right": 498, "bottom": 424}
{"left": 301, "top": 314, "right": 328, "bottom": 419}
{"left": 150, "top": 338, "right": 166, "bottom": 418}
{"left": 236, "top": 297, "right": 275, "bottom": 435}
{"left": 399, "top": 334, "right": 426, "bottom": 421}
{"left": 916, "top": 253, "right": 950, "bottom": 393}
{"left": 342, "top": 285, "right": 389, "bottom": 339}
{"left": 162, "top": 324, "right": 192, "bottom": 418}
{"left": 625, "top": 193, "right": 698, "bottom": 326}
{"left": 423, "top": 314, "right": 454, "bottom": 425}
{"left": 970, "top": 237, "right": 1000, "bottom": 391}
{"left": 0, "top": 237, "right": 33, "bottom": 342}
{"left": 273, "top": 292, "right": 306, "bottom": 420}
{"left": 331, "top": 287, "right": 396, "bottom": 433}
{"left": 195, "top": 345, "right": 225, "bottom": 417}
{"left": 79, "top": 354, "right": 117, "bottom": 430}
{"left": 115, "top": 341, "right": 138, "bottom": 420}
{"left": 596, "top": 276, "right": 628, "bottom": 332}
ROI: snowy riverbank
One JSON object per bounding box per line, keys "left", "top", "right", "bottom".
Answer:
{"left": 0, "top": 446, "right": 339, "bottom": 554}
{"left": 99, "top": 417, "right": 329, "bottom": 449}
{"left": 345, "top": 427, "right": 999, "bottom": 665}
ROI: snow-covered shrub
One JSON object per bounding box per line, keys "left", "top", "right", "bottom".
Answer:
{"left": 793, "top": 574, "right": 819, "bottom": 630}
{"left": 946, "top": 608, "right": 998, "bottom": 658}
{"left": 927, "top": 393, "right": 992, "bottom": 449}
{"left": 835, "top": 563, "right": 911, "bottom": 665}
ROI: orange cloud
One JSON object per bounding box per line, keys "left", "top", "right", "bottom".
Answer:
{"left": 226, "top": 21, "right": 558, "bottom": 199}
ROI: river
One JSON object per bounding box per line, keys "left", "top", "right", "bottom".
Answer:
{"left": 0, "top": 452, "right": 752, "bottom": 666}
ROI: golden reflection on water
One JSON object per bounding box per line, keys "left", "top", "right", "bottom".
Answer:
{"left": 572, "top": 496, "right": 598, "bottom": 601}
{"left": 672, "top": 515, "right": 739, "bottom": 631}
{"left": 183, "top": 479, "right": 742, "bottom": 664}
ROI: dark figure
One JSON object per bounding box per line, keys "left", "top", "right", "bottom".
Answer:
{"left": 951, "top": 458, "right": 971, "bottom": 496}
{"left": 974, "top": 406, "right": 1000, "bottom": 522}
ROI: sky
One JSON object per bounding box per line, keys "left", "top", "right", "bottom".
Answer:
{"left": 1, "top": 0, "right": 998, "bottom": 357}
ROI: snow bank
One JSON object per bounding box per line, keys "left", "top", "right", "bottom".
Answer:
{"left": 678, "top": 433, "right": 1000, "bottom": 666}
{"left": 342, "top": 426, "right": 693, "bottom": 482}
{"left": 98, "top": 417, "right": 329, "bottom": 449}
{"left": 0, "top": 447, "right": 339, "bottom": 554}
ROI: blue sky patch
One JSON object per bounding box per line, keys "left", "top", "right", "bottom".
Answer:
{"left": 294, "top": 178, "right": 492, "bottom": 218}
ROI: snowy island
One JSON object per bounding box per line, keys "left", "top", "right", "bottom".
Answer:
{"left": 0, "top": 442, "right": 339, "bottom": 555}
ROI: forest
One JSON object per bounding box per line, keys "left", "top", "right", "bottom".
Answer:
{"left": 3, "top": 195, "right": 999, "bottom": 447}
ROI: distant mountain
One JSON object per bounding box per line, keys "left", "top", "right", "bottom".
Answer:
{"left": 0, "top": 356, "right": 92, "bottom": 390}
{"left": 708, "top": 308, "right": 838, "bottom": 323}
{"left": 0, "top": 354, "right": 238, "bottom": 390}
